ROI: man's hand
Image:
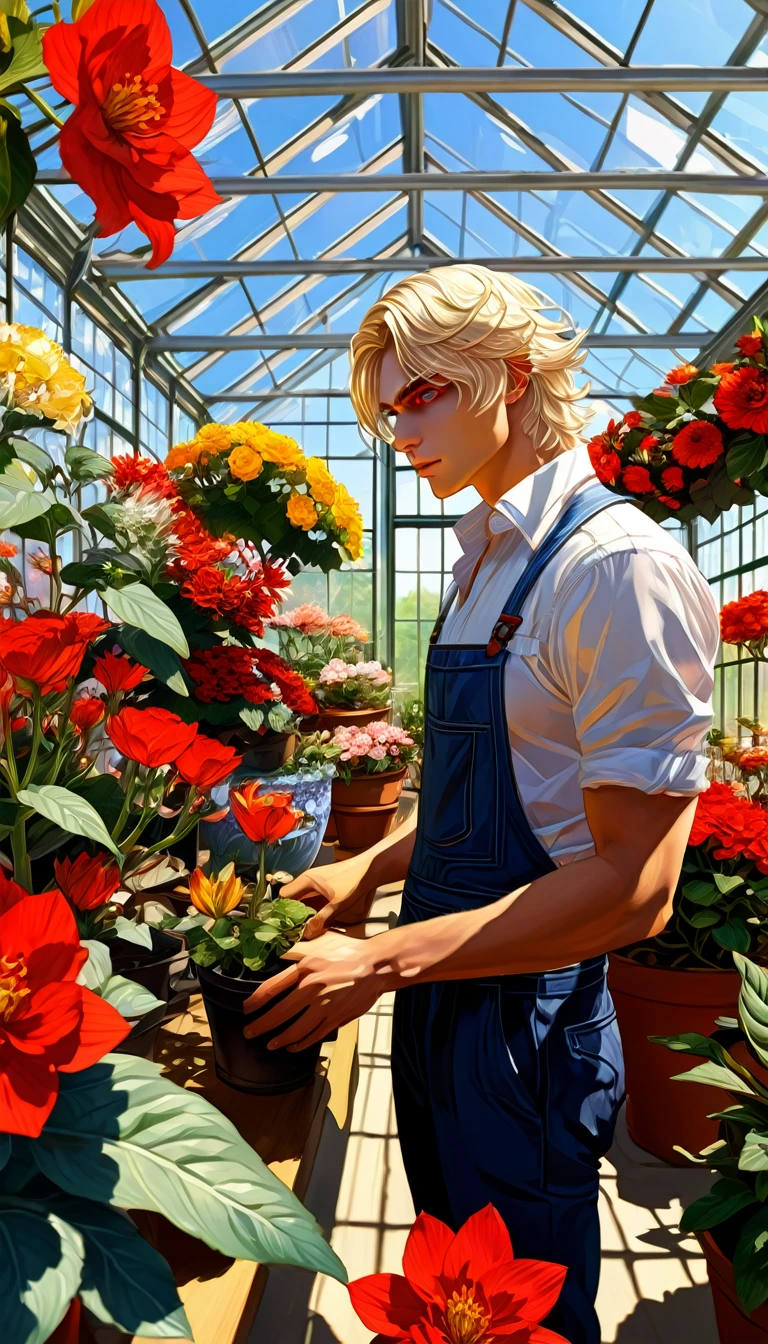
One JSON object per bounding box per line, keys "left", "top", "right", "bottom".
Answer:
{"left": 278, "top": 854, "right": 380, "bottom": 939}
{"left": 242, "top": 930, "right": 392, "bottom": 1051}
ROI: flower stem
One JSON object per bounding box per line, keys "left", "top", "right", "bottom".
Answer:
{"left": 21, "top": 85, "right": 65, "bottom": 129}
{"left": 11, "top": 817, "right": 31, "bottom": 890}
{"left": 249, "top": 843, "right": 267, "bottom": 919}
{"left": 19, "top": 689, "right": 43, "bottom": 791}
{"left": 110, "top": 758, "right": 138, "bottom": 842}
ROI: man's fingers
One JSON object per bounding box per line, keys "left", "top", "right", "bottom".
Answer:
{"left": 242, "top": 963, "right": 299, "bottom": 1014}
{"left": 303, "top": 904, "right": 336, "bottom": 940}
{"left": 268, "top": 1007, "right": 328, "bottom": 1052}
{"left": 279, "top": 872, "right": 330, "bottom": 903}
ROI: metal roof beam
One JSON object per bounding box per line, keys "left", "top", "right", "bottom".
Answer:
{"left": 182, "top": 0, "right": 313, "bottom": 75}
{"left": 190, "top": 67, "right": 768, "bottom": 95}
{"left": 149, "top": 332, "right": 712, "bottom": 351}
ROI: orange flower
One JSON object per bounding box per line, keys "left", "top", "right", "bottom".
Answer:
{"left": 587, "top": 440, "right": 621, "bottom": 485}
{"left": 714, "top": 366, "right": 768, "bottom": 435}
{"left": 229, "top": 780, "right": 303, "bottom": 844}
{"left": 738, "top": 748, "right": 768, "bottom": 773}
{"left": 721, "top": 591, "right": 768, "bottom": 646}
{"left": 0, "top": 541, "right": 17, "bottom": 558}
{"left": 622, "top": 465, "right": 655, "bottom": 494}
{"left": 621, "top": 411, "right": 644, "bottom": 430}
{"left": 712, "top": 361, "right": 735, "bottom": 377}
{"left": 737, "top": 332, "right": 764, "bottom": 358}
{"left": 666, "top": 363, "right": 699, "bottom": 385}
{"left": 671, "top": 421, "right": 724, "bottom": 469}
{"left": 188, "top": 863, "right": 246, "bottom": 919}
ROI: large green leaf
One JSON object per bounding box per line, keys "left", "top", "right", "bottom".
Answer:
{"left": 34, "top": 1056, "right": 347, "bottom": 1282}
{"left": 726, "top": 436, "right": 768, "bottom": 483}
{"left": 672, "top": 1060, "right": 756, "bottom": 1093}
{"left": 104, "top": 583, "right": 189, "bottom": 659}
{"left": 0, "top": 1200, "right": 84, "bottom": 1344}
{"left": 736, "top": 953, "right": 768, "bottom": 1069}
{"left": 117, "top": 624, "right": 189, "bottom": 697}
{"left": 77, "top": 941, "right": 164, "bottom": 1019}
{"left": 49, "top": 1197, "right": 191, "bottom": 1339}
{"left": 16, "top": 784, "right": 121, "bottom": 862}
{"left": 680, "top": 1177, "right": 759, "bottom": 1233}
{"left": 64, "top": 443, "right": 114, "bottom": 484}
{"left": 0, "top": 13, "right": 46, "bottom": 95}
{"left": 735, "top": 1207, "right": 768, "bottom": 1314}
{"left": 0, "top": 484, "right": 52, "bottom": 531}
{"left": 7, "top": 437, "right": 52, "bottom": 479}
{"left": 739, "top": 1129, "right": 768, "bottom": 1172}
{"left": 713, "top": 919, "right": 751, "bottom": 954}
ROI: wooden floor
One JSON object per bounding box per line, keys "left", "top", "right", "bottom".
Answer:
{"left": 251, "top": 885, "right": 721, "bottom": 1344}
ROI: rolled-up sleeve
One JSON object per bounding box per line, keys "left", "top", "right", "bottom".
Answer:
{"left": 549, "top": 546, "right": 719, "bottom": 796}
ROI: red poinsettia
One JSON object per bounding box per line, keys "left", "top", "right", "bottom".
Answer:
{"left": 0, "top": 887, "right": 129, "bottom": 1136}
{"left": 42, "top": 0, "right": 222, "bottom": 268}
{"left": 176, "top": 734, "right": 241, "bottom": 790}
{"left": 93, "top": 649, "right": 148, "bottom": 695}
{"left": 54, "top": 852, "right": 122, "bottom": 912}
{"left": 229, "top": 781, "right": 303, "bottom": 844}
{"left": 348, "top": 1204, "right": 568, "bottom": 1344}
{"left": 108, "top": 705, "right": 198, "bottom": 768}
{"left": 0, "top": 613, "right": 97, "bottom": 695}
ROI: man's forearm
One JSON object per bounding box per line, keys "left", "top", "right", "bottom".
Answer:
{"left": 356, "top": 808, "right": 418, "bottom": 889}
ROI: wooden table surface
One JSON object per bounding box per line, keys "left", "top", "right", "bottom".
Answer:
{"left": 90, "top": 995, "right": 359, "bottom": 1344}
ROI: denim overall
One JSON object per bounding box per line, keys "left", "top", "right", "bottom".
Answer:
{"left": 391, "top": 489, "right": 625, "bottom": 1344}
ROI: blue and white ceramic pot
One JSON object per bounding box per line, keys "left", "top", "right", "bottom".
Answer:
{"left": 200, "top": 762, "right": 336, "bottom": 880}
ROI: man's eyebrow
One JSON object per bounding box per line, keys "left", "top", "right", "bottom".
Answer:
{"left": 379, "top": 376, "right": 432, "bottom": 411}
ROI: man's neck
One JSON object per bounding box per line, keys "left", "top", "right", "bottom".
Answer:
{"left": 470, "top": 431, "right": 543, "bottom": 507}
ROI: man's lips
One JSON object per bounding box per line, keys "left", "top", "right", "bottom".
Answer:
{"left": 410, "top": 457, "right": 441, "bottom": 474}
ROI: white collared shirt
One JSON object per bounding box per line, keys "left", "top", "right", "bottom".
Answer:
{"left": 439, "top": 445, "right": 720, "bottom": 865}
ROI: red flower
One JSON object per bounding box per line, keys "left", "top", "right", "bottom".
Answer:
{"left": 639, "top": 434, "right": 660, "bottom": 452}
{"left": 168, "top": 501, "right": 234, "bottom": 573}
{"left": 737, "top": 333, "right": 763, "bottom": 358}
{"left": 621, "top": 411, "right": 644, "bottom": 430}
{"left": 0, "top": 889, "right": 129, "bottom": 1135}
{"left": 348, "top": 1203, "right": 568, "bottom": 1344}
{"left": 253, "top": 648, "right": 317, "bottom": 715}
{"left": 110, "top": 454, "right": 178, "bottom": 499}
{"left": 587, "top": 439, "right": 621, "bottom": 486}
{"left": 665, "top": 363, "right": 699, "bottom": 386}
{"left": 176, "top": 735, "right": 242, "bottom": 790}
{"left": 671, "top": 421, "right": 724, "bottom": 469}
{"left": 108, "top": 705, "right": 198, "bottom": 767}
{"left": 69, "top": 612, "right": 111, "bottom": 641}
{"left": 658, "top": 495, "right": 681, "bottom": 510}
{"left": 0, "top": 541, "right": 17, "bottom": 558}
{"left": 661, "top": 466, "right": 685, "bottom": 492}
{"left": 70, "top": 695, "right": 105, "bottom": 732}
{"left": 720, "top": 591, "right": 768, "bottom": 646}
{"left": 229, "top": 781, "right": 303, "bottom": 844}
{"left": 622, "top": 465, "right": 655, "bottom": 495}
{"left": 42, "top": 0, "right": 222, "bottom": 269}
{"left": 93, "top": 650, "right": 148, "bottom": 694}
{"left": 689, "top": 781, "right": 768, "bottom": 875}
{"left": 715, "top": 366, "right": 768, "bottom": 434}
{"left": 712, "top": 361, "right": 735, "bottom": 377}
{"left": 0, "top": 614, "right": 93, "bottom": 695}
{"left": 54, "top": 852, "right": 121, "bottom": 911}
{"left": 181, "top": 566, "right": 282, "bottom": 636}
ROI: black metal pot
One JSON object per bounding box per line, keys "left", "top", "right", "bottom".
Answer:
{"left": 198, "top": 961, "right": 321, "bottom": 1095}
{"left": 107, "top": 928, "right": 191, "bottom": 1007}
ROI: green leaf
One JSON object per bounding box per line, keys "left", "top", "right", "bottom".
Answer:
{"left": 73, "top": 774, "right": 125, "bottom": 834}
{"left": 0, "top": 484, "right": 52, "bottom": 531}
{"left": 34, "top": 1056, "right": 347, "bottom": 1283}
{"left": 680, "top": 1177, "right": 759, "bottom": 1233}
{"left": 714, "top": 873, "right": 746, "bottom": 895}
{"left": 0, "top": 13, "right": 46, "bottom": 94}
{"left": 8, "top": 437, "right": 52, "bottom": 479}
{"left": 16, "top": 784, "right": 122, "bottom": 862}
{"left": 739, "top": 1129, "right": 768, "bottom": 1172}
{"left": 727, "top": 436, "right": 768, "bottom": 483}
{"left": 81, "top": 502, "right": 117, "bottom": 542}
{"left": 734, "top": 1207, "right": 768, "bottom": 1314}
{"left": 104, "top": 584, "right": 189, "bottom": 659}
{"left": 736, "top": 954, "right": 768, "bottom": 1070}
{"left": 116, "top": 625, "right": 188, "bottom": 697}
{"left": 0, "top": 1134, "right": 10, "bottom": 1171}
{"left": 672, "top": 1060, "right": 757, "bottom": 1093}
{"left": 0, "top": 104, "right": 33, "bottom": 223}
{"left": 0, "top": 1201, "right": 84, "bottom": 1344}
{"left": 65, "top": 443, "right": 114, "bottom": 484}
{"left": 49, "top": 1198, "right": 191, "bottom": 1339}
{"left": 683, "top": 878, "right": 719, "bottom": 906}
{"left": 688, "top": 909, "right": 721, "bottom": 928}
{"left": 112, "top": 915, "right": 152, "bottom": 949}
{"left": 101, "top": 974, "right": 165, "bottom": 1019}
{"left": 58, "top": 560, "right": 109, "bottom": 591}
{"left": 713, "top": 919, "right": 752, "bottom": 954}
{"left": 240, "top": 706, "right": 264, "bottom": 731}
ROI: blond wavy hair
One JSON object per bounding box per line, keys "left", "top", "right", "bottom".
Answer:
{"left": 349, "top": 265, "right": 593, "bottom": 462}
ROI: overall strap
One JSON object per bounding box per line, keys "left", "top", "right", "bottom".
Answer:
{"left": 430, "top": 580, "right": 459, "bottom": 647}
{"left": 486, "top": 489, "right": 617, "bottom": 657}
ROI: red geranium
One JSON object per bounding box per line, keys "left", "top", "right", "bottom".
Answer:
{"left": 54, "top": 852, "right": 121, "bottom": 911}
{"left": 70, "top": 695, "right": 106, "bottom": 732}
{"left": 93, "top": 650, "right": 148, "bottom": 695}
{"left": 0, "top": 613, "right": 94, "bottom": 695}
{"left": 689, "top": 781, "right": 768, "bottom": 874}
{"left": 253, "top": 648, "right": 317, "bottom": 715}
{"left": 168, "top": 502, "right": 234, "bottom": 574}
{"left": 737, "top": 333, "right": 764, "bottom": 357}
{"left": 42, "top": 0, "right": 222, "bottom": 268}
{"left": 671, "top": 421, "right": 724, "bottom": 469}
{"left": 108, "top": 705, "right": 198, "bottom": 767}
{"left": 714, "top": 366, "right": 768, "bottom": 434}
{"left": 229, "top": 781, "right": 303, "bottom": 844}
{"left": 720, "top": 590, "right": 768, "bottom": 646}
{"left": 110, "top": 454, "right": 178, "bottom": 499}
{"left": 621, "top": 411, "right": 644, "bottom": 430}
{"left": 176, "top": 735, "right": 242, "bottom": 790}
{"left": 622, "top": 465, "right": 655, "bottom": 494}
{"left": 665, "top": 363, "right": 699, "bottom": 386}
{"left": 587, "top": 441, "right": 621, "bottom": 485}
{"left": 0, "top": 888, "right": 129, "bottom": 1136}
{"left": 181, "top": 566, "right": 282, "bottom": 636}
{"left": 661, "top": 466, "right": 685, "bottom": 492}
{"left": 348, "top": 1203, "right": 568, "bottom": 1344}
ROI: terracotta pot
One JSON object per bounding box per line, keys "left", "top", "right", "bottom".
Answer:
{"left": 333, "top": 800, "right": 401, "bottom": 851}
{"left": 199, "top": 961, "right": 321, "bottom": 1094}
{"left": 699, "top": 1231, "right": 768, "bottom": 1340}
{"left": 608, "top": 953, "right": 741, "bottom": 1164}
{"left": 332, "top": 766, "right": 408, "bottom": 809}
{"left": 304, "top": 705, "right": 391, "bottom": 735}
{"left": 48, "top": 1299, "right": 81, "bottom": 1344}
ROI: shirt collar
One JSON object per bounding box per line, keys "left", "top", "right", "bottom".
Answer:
{"left": 452, "top": 445, "right": 599, "bottom": 592}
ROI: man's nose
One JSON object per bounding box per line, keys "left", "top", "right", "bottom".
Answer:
{"left": 392, "top": 424, "right": 421, "bottom": 456}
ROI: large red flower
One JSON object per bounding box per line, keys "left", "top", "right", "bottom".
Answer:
{"left": 181, "top": 565, "right": 283, "bottom": 636}
{"left": 348, "top": 1204, "right": 568, "bottom": 1344}
{"left": 229, "top": 781, "right": 303, "bottom": 844}
{"left": 671, "top": 420, "right": 724, "bottom": 469}
{"left": 54, "top": 852, "right": 122, "bottom": 912}
{"left": 176, "top": 735, "right": 241, "bottom": 790}
{"left": 0, "top": 888, "right": 129, "bottom": 1136}
{"left": 93, "top": 650, "right": 148, "bottom": 695}
{"left": 621, "top": 465, "right": 655, "bottom": 495}
{"left": 110, "top": 454, "right": 178, "bottom": 499}
{"left": 688, "top": 781, "right": 768, "bottom": 875}
{"left": 42, "top": 0, "right": 223, "bottom": 268}
{"left": 0, "top": 613, "right": 94, "bottom": 695}
{"left": 720, "top": 590, "right": 768, "bottom": 646}
{"left": 714, "top": 366, "right": 768, "bottom": 434}
{"left": 587, "top": 441, "right": 621, "bottom": 486}
{"left": 70, "top": 694, "right": 106, "bottom": 732}
{"left": 108, "top": 705, "right": 198, "bottom": 767}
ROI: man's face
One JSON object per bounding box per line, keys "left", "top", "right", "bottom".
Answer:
{"left": 377, "top": 344, "right": 512, "bottom": 499}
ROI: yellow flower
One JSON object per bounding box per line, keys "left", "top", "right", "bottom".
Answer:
{"left": 195, "top": 422, "right": 233, "bottom": 454}
{"left": 287, "top": 492, "right": 319, "bottom": 531}
{"left": 189, "top": 863, "right": 246, "bottom": 919}
{"left": 331, "top": 482, "right": 365, "bottom": 561}
{"left": 0, "top": 322, "right": 92, "bottom": 431}
{"left": 229, "top": 442, "right": 263, "bottom": 481}
{"left": 165, "top": 441, "right": 201, "bottom": 470}
{"left": 230, "top": 421, "right": 271, "bottom": 450}
{"left": 305, "top": 456, "right": 336, "bottom": 506}
{"left": 260, "top": 431, "right": 306, "bottom": 470}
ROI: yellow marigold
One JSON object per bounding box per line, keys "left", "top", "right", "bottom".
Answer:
{"left": 331, "top": 482, "right": 364, "bottom": 561}
{"left": 305, "top": 456, "right": 336, "bottom": 506}
{"left": 165, "top": 441, "right": 201, "bottom": 470}
{"left": 229, "top": 443, "right": 263, "bottom": 482}
{"left": 195, "top": 422, "right": 233, "bottom": 454}
{"left": 287, "top": 492, "right": 319, "bottom": 531}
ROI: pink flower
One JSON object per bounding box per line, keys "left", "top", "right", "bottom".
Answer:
{"left": 270, "top": 604, "right": 330, "bottom": 635}
{"left": 369, "top": 745, "right": 387, "bottom": 759}
{"left": 327, "top": 614, "right": 369, "bottom": 640}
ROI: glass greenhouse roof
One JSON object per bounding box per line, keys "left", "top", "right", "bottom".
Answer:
{"left": 20, "top": 0, "right": 768, "bottom": 425}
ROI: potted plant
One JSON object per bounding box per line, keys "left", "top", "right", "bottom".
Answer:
{"left": 269, "top": 604, "right": 370, "bottom": 683}
{"left": 0, "top": 883, "right": 346, "bottom": 1344}
{"left": 398, "top": 696, "right": 425, "bottom": 791}
{"left": 330, "top": 720, "right": 417, "bottom": 853}
{"left": 654, "top": 952, "right": 768, "bottom": 1340}
{"left": 308, "top": 658, "right": 394, "bottom": 733}
{"left": 77, "top": 937, "right": 168, "bottom": 1060}
{"left": 587, "top": 318, "right": 768, "bottom": 526}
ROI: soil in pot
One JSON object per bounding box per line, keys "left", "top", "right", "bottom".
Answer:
{"left": 198, "top": 960, "right": 322, "bottom": 1095}
{"left": 107, "top": 928, "right": 187, "bottom": 1006}
{"left": 608, "top": 952, "right": 741, "bottom": 1164}
{"left": 699, "top": 1228, "right": 768, "bottom": 1341}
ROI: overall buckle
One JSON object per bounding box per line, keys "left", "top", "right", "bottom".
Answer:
{"left": 485, "top": 612, "right": 522, "bottom": 657}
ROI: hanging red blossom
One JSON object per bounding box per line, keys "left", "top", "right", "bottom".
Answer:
{"left": 737, "top": 333, "right": 764, "bottom": 358}
{"left": 587, "top": 441, "right": 621, "bottom": 485}
{"left": 622, "top": 465, "right": 655, "bottom": 495}
{"left": 714, "top": 366, "right": 768, "bottom": 435}
{"left": 176, "top": 734, "right": 241, "bottom": 790}
{"left": 108, "top": 705, "right": 198, "bottom": 767}
{"left": 671, "top": 421, "right": 724, "bottom": 469}
{"left": 42, "top": 0, "right": 223, "bottom": 269}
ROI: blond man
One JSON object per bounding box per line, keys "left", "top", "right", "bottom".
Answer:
{"left": 245, "top": 265, "right": 719, "bottom": 1344}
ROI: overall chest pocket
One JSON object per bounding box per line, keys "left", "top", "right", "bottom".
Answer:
{"left": 420, "top": 716, "right": 496, "bottom": 857}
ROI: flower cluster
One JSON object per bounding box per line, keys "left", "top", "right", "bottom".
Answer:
{"left": 315, "top": 659, "right": 392, "bottom": 711}
{"left": 0, "top": 611, "right": 109, "bottom": 695}
{"left": 332, "top": 720, "right": 416, "bottom": 776}
{"left": 184, "top": 643, "right": 315, "bottom": 717}
{"left": 588, "top": 319, "right": 768, "bottom": 523}
{"left": 253, "top": 647, "right": 317, "bottom": 716}
{"left": 688, "top": 780, "right": 768, "bottom": 873}
{"left": 180, "top": 564, "right": 288, "bottom": 637}
{"left": 270, "top": 604, "right": 369, "bottom": 641}
{"left": 0, "top": 323, "right": 91, "bottom": 432}
{"left": 721, "top": 590, "right": 768, "bottom": 652}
